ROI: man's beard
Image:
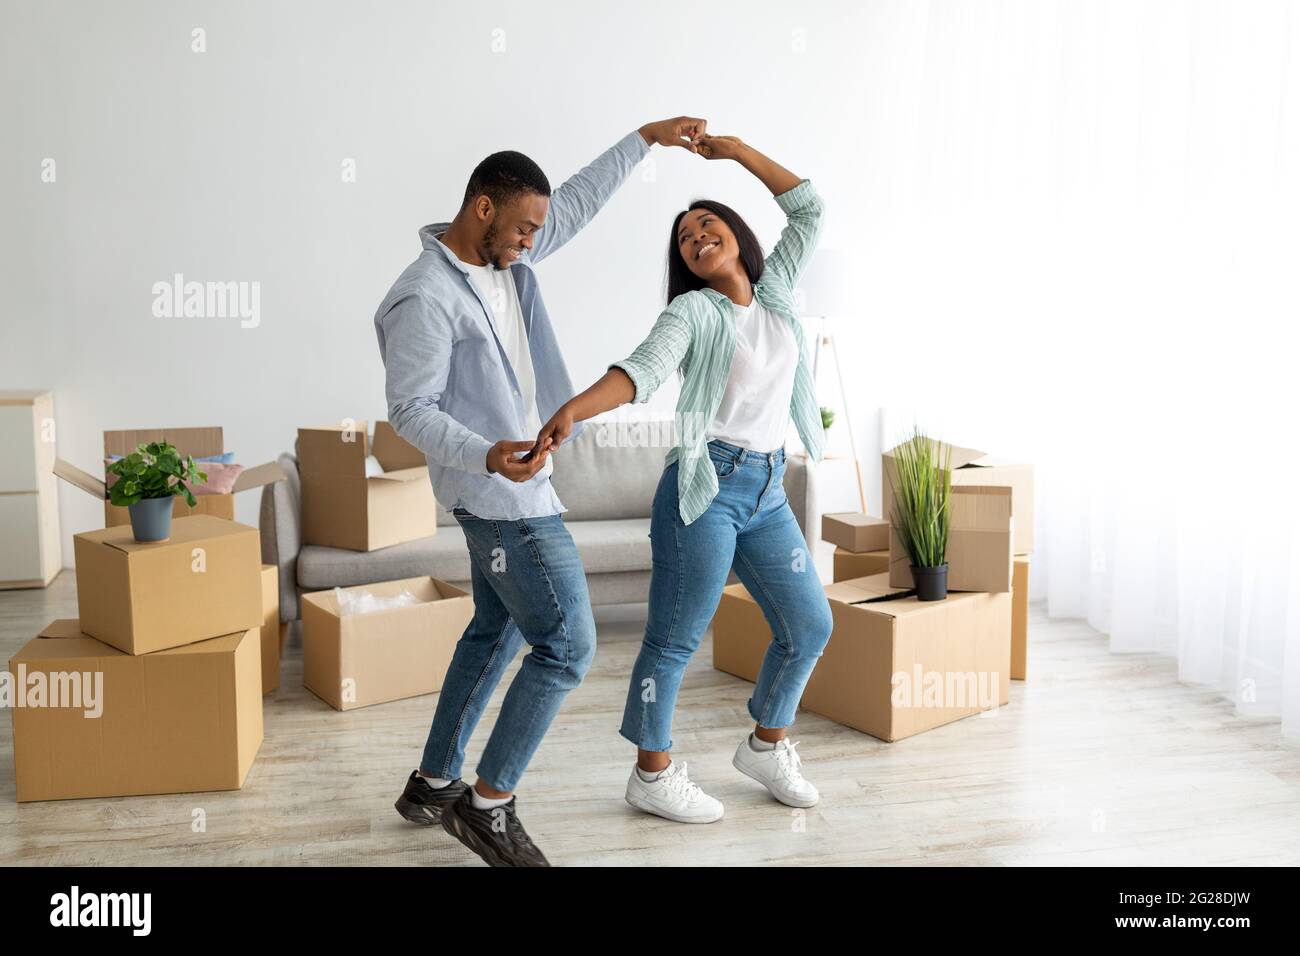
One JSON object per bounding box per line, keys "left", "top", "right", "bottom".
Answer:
{"left": 481, "top": 221, "right": 506, "bottom": 268}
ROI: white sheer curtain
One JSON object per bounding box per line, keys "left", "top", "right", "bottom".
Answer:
{"left": 822, "top": 0, "right": 1300, "bottom": 739}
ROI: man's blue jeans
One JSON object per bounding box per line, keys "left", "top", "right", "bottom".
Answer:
{"left": 620, "top": 441, "right": 834, "bottom": 752}
{"left": 419, "top": 510, "right": 596, "bottom": 792}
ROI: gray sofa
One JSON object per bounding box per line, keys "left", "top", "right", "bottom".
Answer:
{"left": 260, "top": 419, "right": 817, "bottom": 623}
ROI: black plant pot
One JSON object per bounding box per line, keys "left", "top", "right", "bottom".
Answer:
{"left": 910, "top": 564, "right": 948, "bottom": 602}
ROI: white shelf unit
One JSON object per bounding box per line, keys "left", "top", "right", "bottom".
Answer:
{"left": 0, "top": 390, "right": 62, "bottom": 588}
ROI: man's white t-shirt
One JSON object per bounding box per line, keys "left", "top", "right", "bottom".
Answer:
{"left": 707, "top": 298, "right": 799, "bottom": 453}
{"left": 463, "top": 262, "right": 553, "bottom": 481}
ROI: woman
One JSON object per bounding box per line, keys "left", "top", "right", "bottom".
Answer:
{"left": 534, "top": 134, "right": 833, "bottom": 824}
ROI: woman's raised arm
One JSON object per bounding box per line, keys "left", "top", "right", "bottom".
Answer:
{"left": 697, "top": 135, "right": 801, "bottom": 196}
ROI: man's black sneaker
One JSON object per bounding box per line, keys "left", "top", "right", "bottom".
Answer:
{"left": 394, "top": 770, "right": 469, "bottom": 826}
{"left": 439, "top": 789, "right": 551, "bottom": 867}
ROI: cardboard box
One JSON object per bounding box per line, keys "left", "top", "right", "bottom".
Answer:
{"left": 300, "top": 576, "right": 473, "bottom": 711}
{"left": 1012, "top": 556, "right": 1029, "bottom": 681}
{"left": 888, "top": 485, "right": 1014, "bottom": 593}
{"left": 713, "top": 574, "right": 1010, "bottom": 742}
{"left": 72, "top": 515, "right": 263, "bottom": 655}
{"left": 260, "top": 564, "right": 280, "bottom": 695}
{"left": 297, "top": 421, "right": 438, "bottom": 552}
{"left": 8, "top": 619, "right": 262, "bottom": 802}
{"left": 833, "top": 547, "right": 890, "bottom": 582}
{"left": 883, "top": 439, "right": 1034, "bottom": 554}
{"left": 821, "top": 513, "right": 890, "bottom": 553}
{"left": 51, "top": 425, "right": 284, "bottom": 528}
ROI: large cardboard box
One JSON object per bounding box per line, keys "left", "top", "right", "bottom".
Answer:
{"left": 50, "top": 426, "right": 283, "bottom": 528}
{"left": 821, "top": 513, "right": 890, "bottom": 553}
{"left": 1012, "top": 556, "right": 1029, "bottom": 681}
{"left": 713, "top": 574, "right": 1010, "bottom": 742}
{"left": 883, "top": 439, "right": 1034, "bottom": 554}
{"left": 72, "top": 515, "right": 263, "bottom": 655}
{"left": 300, "top": 576, "right": 473, "bottom": 711}
{"left": 297, "top": 421, "right": 438, "bottom": 552}
{"left": 888, "top": 485, "right": 1014, "bottom": 593}
{"left": 260, "top": 564, "right": 280, "bottom": 695}
{"left": 833, "top": 548, "right": 890, "bottom": 582}
{"left": 7, "top": 620, "right": 262, "bottom": 802}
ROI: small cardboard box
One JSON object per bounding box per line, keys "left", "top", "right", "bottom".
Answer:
{"left": 7, "top": 620, "right": 262, "bottom": 802}
{"left": 260, "top": 564, "right": 280, "bottom": 695}
{"left": 297, "top": 421, "right": 438, "bottom": 552}
{"left": 833, "top": 548, "right": 890, "bottom": 582}
{"left": 1012, "top": 556, "right": 1029, "bottom": 681}
{"left": 883, "top": 439, "right": 1034, "bottom": 554}
{"left": 888, "top": 485, "right": 1014, "bottom": 593}
{"left": 300, "top": 576, "right": 473, "bottom": 711}
{"left": 72, "top": 515, "right": 263, "bottom": 655}
{"left": 821, "top": 513, "right": 890, "bottom": 553}
{"left": 713, "top": 574, "right": 1010, "bottom": 742}
{"left": 50, "top": 426, "right": 284, "bottom": 528}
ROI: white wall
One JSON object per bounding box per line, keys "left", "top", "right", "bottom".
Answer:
{"left": 4, "top": 1, "right": 1296, "bottom": 586}
{"left": 2, "top": 0, "right": 883, "bottom": 554}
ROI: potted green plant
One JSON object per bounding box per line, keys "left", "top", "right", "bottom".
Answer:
{"left": 106, "top": 442, "right": 207, "bottom": 542}
{"left": 887, "top": 427, "right": 953, "bottom": 601}
{"left": 820, "top": 406, "right": 836, "bottom": 431}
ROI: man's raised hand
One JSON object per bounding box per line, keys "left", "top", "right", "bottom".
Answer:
{"left": 639, "top": 116, "right": 708, "bottom": 152}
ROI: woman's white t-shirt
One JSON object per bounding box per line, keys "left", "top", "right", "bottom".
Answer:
{"left": 707, "top": 297, "right": 798, "bottom": 453}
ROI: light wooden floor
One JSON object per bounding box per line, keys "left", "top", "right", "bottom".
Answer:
{"left": 3, "top": 569, "right": 1299, "bottom": 867}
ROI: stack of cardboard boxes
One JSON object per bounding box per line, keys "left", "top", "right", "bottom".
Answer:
{"left": 51, "top": 426, "right": 287, "bottom": 692}
{"left": 714, "top": 439, "right": 1033, "bottom": 742}
{"left": 9, "top": 514, "right": 267, "bottom": 801}
{"left": 294, "top": 420, "right": 470, "bottom": 712}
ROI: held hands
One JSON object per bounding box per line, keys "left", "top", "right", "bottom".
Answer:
{"left": 640, "top": 116, "right": 708, "bottom": 151}
{"left": 532, "top": 405, "right": 576, "bottom": 461}
{"left": 695, "top": 134, "right": 746, "bottom": 161}
{"left": 487, "top": 438, "right": 552, "bottom": 482}
{"left": 638, "top": 119, "right": 746, "bottom": 163}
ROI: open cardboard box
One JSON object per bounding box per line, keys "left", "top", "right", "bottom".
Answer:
{"left": 713, "top": 573, "right": 1010, "bottom": 742}
{"left": 888, "top": 485, "right": 1014, "bottom": 593}
{"left": 300, "top": 575, "right": 473, "bottom": 711}
{"left": 297, "top": 421, "right": 438, "bottom": 552}
{"left": 7, "top": 619, "right": 262, "bottom": 802}
{"left": 52, "top": 426, "right": 284, "bottom": 528}
{"left": 883, "top": 439, "right": 1034, "bottom": 554}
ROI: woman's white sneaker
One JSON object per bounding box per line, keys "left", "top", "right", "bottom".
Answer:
{"left": 732, "top": 736, "right": 820, "bottom": 808}
{"left": 625, "top": 761, "right": 725, "bottom": 824}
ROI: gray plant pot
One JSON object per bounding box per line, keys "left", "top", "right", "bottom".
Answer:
{"left": 127, "top": 496, "right": 174, "bottom": 542}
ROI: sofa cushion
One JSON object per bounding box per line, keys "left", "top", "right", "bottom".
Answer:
{"left": 297, "top": 516, "right": 653, "bottom": 591}
{"left": 549, "top": 419, "right": 675, "bottom": 521}
{"left": 298, "top": 527, "right": 472, "bottom": 590}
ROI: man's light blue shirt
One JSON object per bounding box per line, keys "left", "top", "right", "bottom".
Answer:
{"left": 375, "top": 130, "right": 649, "bottom": 520}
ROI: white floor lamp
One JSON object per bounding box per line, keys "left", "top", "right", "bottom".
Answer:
{"left": 798, "top": 249, "right": 867, "bottom": 514}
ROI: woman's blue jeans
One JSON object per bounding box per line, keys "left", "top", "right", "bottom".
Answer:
{"left": 619, "top": 440, "right": 834, "bottom": 752}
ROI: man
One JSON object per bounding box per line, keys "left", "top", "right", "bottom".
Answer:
{"left": 376, "top": 118, "right": 707, "bottom": 867}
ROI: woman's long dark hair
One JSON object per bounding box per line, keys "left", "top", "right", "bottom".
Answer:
{"left": 666, "top": 200, "right": 765, "bottom": 304}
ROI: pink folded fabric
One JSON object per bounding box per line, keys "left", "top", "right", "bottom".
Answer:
{"left": 190, "top": 461, "right": 244, "bottom": 495}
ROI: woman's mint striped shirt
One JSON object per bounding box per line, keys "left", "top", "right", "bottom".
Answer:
{"left": 611, "top": 178, "right": 825, "bottom": 525}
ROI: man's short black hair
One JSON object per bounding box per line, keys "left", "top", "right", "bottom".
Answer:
{"left": 462, "top": 150, "right": 551, "bottom": 208}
